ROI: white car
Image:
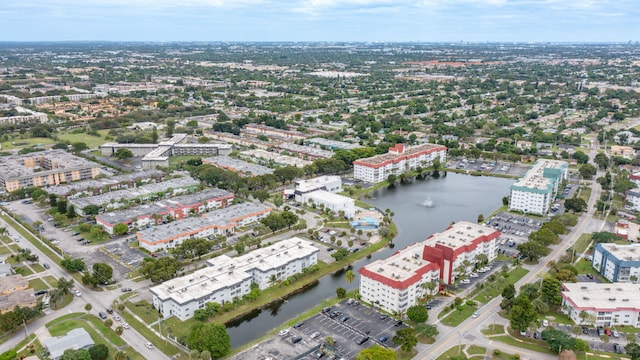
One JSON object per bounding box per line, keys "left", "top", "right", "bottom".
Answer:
{"left": 472, "top": 312, "right": 479, "bottom": 318}
{"left": 278, "top": 329, "right": 290, "bottom": 336}
{"left": 74, "top": 291, "right": 82, "bottom": 297}
{"left": 460, "top": 279, "right": 471, "bottom": 284}
{"left": 122, "top": 323, "right": 130, "bottom": 329}
{"left": 113, "top": 315, "right": 122, "bottom": 322}
{"left": 145, "top": 342, "right": 154, "bottom": 349}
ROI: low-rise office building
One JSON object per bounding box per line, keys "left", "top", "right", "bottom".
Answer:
{"left": 508, "top": 159, "right": 568, "bottom": 215}
{"left": 137, "top": 202, "right": 271, "bottom": 252}
{"left": 353, "top": 143, "right": 447, "bottom": 183}
{"left": 561, "top": 282, "right": 640, "bottom": 327}
{"left": 359, "top": 221, "right": 499, "bottom": 314}
{"left": 298, "top": 190, "right": 355, "bottom": 219}
{"left": 96, "top": 188, "right": 234, "bottom": 234}
{"left": 294, "top": 175, "right": 342, "bottom": 202}
{"left": 0, "top": 150, "right": 101, "bottom": 192}
{"left": 592, "top": 243, "right": 640, "bottom": 283}
{"left": 151, "top": 237, "right": 319, "bottom": 320}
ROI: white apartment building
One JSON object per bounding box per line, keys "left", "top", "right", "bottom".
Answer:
{"left": 298, "top": 190, "right": 355, "bottom": 219}
{"left": 150, "top": 237, "right": 319, "bottom": 320}
{"left": 625, "top": 190, "right": 640, "bottom": 212}
{"left": 353, "top": 143, "right": 447, "bottom": 183}
{"left": 561, "top": 282, "right": 640, "bottom": 328}
{"left": 294, "top": 175, "right": 342, "bottom": 202}
{"left": 508, "top": 159, "right": 568, "bottom": 215}
{"left": 359, "top": 221, "right": 499, "bottom": 314}
{"left": 592, "top": 243, "right": 640, "bottom": 283}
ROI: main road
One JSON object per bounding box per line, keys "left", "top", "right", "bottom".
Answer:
{"left": 419, "top": 146, "right": 604, "bottom": 359}
{"left": 0, "top": 212, "right": 172, "bottom": 360}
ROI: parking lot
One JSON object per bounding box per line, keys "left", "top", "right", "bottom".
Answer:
{"left": 234, "top": 300, "right": 406, "bottom": 360}
{"left": 447, "top": 159, "right": 530, "bottom": 178}
{"left": 554, "top": 323, "right": 629, "bottom": 355}
{"left": 483, "top": 212, "right": 545, "bottom": 258}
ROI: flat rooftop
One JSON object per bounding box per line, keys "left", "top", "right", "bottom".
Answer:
{"left": 355, "top": 143, "right": 445, "bottom": 166}
{"left": 96, "top": 188, "right": 233, "bottom": 225}
{"left": 46, "top": 170, "right": 164, "bottom": 196}
{"left": 562, "top": 282, "right": 640, "bottom": 311}
{"left": 596, "top": 243, "right": 640, "bottom": 262}
{"left": 138, "top": 202, "right": 271, "bottom": 243}
{"left": 363, "top": 241, "right": 438, "bottom": 284}
{"left": 276, "top": 143, "right": 333, "bottom": 159}
{"left": 512, "top": 159, "right": 568, "bottom": 192}
{"left": 239, "top": 149, "right": 311, "bottom": 168}
{"left": 305, "top": 137, "right": 362, "bottom": 150}
{"left": 151, "top": 237, "right": 318, "bottom": 304}
{"left": 203, "top": 156, "right": 273, "bottom": 176}
{"left": 295, "top": 175, "right": 341, "bottom": 193}
{"left": 70, "top": 176, "right": 199, "bottom": 209}
{"left": 424, "top": 221, "right": 498, "bottom": 251}
{"left": 0, "top": 149, "right": 99, "bottom": 179}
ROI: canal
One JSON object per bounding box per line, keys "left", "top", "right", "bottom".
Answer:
{"left": 226, "top": 172, "right": 513, "bottom": 348}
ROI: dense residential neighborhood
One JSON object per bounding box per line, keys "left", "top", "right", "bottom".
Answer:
{"left": 0, "top": 41, "right": 639, "bottom": 360}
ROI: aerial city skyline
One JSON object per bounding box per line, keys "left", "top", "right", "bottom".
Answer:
{"left": 1, "top": 0, "right": 638, "bottom": 42}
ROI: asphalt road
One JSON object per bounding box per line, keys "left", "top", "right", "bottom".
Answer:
{"left": 0, "top": 212, "right": 172, "bottom": 360}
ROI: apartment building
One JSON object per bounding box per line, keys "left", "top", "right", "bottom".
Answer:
{"left": 96, "top": 188, "right": 234, "bottom": 234}
{"left": 353, "top": 143, "right": 447, "bottom": 183}
{"left": 561, "top": 282, "right": 640, "bottom": 328}
{"left": 298, "top": 190, "right": 355, "bottom": 219}
{"left": 0, "top": 275, "right": 36, "bottom": 314}
{"left": 359, "top": 221, "right": 499, "bottom": 314}
{"left": 592, "top": 243, "right": 640, "bottom": 283}
{"left": 137, "top": 202, "right": 271, "bottom": 252}
{"left": 202, "top": 156, "right": 274, "bottom": 177}
{"left": 150, "top": 237, "right": 319, "bottom": 320}
{"left": 69, "top": 176, "right": 199, "bottom": 215}
{"left": 0, "top": 150, "right": 101, "bottom": 192}
{"left": 508, "top": 159, "right": 569, "bottom": 215}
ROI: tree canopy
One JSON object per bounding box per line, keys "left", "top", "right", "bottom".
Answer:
{"left": 186, "top": 322, "right": 231, "bottom": 359}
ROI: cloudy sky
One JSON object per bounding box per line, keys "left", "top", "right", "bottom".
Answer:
{"left": 0, "top": 0, "right": 637, "bottom": 42}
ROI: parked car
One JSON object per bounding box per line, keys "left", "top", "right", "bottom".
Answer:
{"left": 379, "top": 335, "right": 389, "bottom": 343}
{"left": 356, "top": 336, "right": 369, "bottom": 345}
{"left": 121, "top": 287, "right": 132, "bottom": 292}
{"left": 612, "top": 329, "right": 619, "bottom": 338}
{"left": 122, "top": 323, "right": 130, "bottom": 329}
{"left": 605, "top": 328, "right": 612, "bottom": 336}
{"left": 293, "top": 322, "right": 304, "bottom": 329}
{"left": 291, "top": 336, "right": 303, "bottom": 344}
{"left": 98, "top": 312, "right": 107, "bottom": 320}
{"left": 340, "top": 316, "right": 350, "bottom": 322}
{"left": 43, "top": 263, "right": 50, "bottom": 269}
{"left": 278, "top": 329, "right": 290, "bottom": 336}
{"left": 310, "top": 332, "right": 320, "bottom": 339}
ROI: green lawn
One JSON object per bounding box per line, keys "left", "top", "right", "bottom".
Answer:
{"left": 482, "top": 324, "right": 506, "bottom": 336}
{"left": 125, "top": 300, "right": 161, "bottom": 324}
{"left": 467, "top": 345, "right": 486, "bottom": 355}
{"left": 119, "top": 307, "right": 187, "bottom": 360}
{"left": 574, "top": 233, "right": 593, "bottom": 254}
{"left": 493, "top": 335, "right": 555, "bottom": 355}
{"left": 56, "top": 130, "right": 110, "bottom": 149}
{"left": 574, "top": 258, "right": 598, "bottom": 275}
{"left": 441, "top": 304, "right": 478, "bottom": 327}
{"left": 473, "top": 267, "right": 528, "bottom": 304}
{"left": 30, "top": 263, "right": 45, "bottom": 273}
{"left": 28, "top": 278, "right": 49, "bottom": 291}
{"left": 0, "top": 247, "right": 11, "bottom": 255}
{"left": 46, "top": 313, "right": 145, "bottom": 360}
{"left": 436, "top": 346, "right": 466, "bottom": 360}
{"left": 0, "top": 137, "right": 55, "bottom": 150}
{"left": 43, "top": 275, "right": 58, "bottom": 287}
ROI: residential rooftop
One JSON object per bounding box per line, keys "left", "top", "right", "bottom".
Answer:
{"left": 276, "top": 143, "right": 334, "bottom": 159}
{"left": 202, "top": 156, "right": 274, "bottom": 176}
{"left": 596, "top": 243, "right": 640, "bottom": 262}
{"left": 305, "top": 137, "right": 362, "bottom": 150}
{"left": 562, "top": 282, "right": 640, "bottom": 311}
{"left": 46, "top": 170, "right": 164, "bottom": 196}
{"left": 355, "top": 143, "right": 445, "bottom": 166}
{"left": 511, "top": 159, "right": 568, "bottom": 192}
{"left": 138, "top": 202, "right": 271, "bottom": 243}
{"left": 150, "top": 237, "right": 318, "bottom": 304}
{"left": 0, "top": 149, "right": 99, "bottom": 180}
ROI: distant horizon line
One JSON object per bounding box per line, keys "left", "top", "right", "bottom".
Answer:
{"left": 0, "top": 40, "right": 638, "bottom": 45}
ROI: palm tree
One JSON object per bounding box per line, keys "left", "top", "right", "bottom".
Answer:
{"left": 345, "top": 270, "right": 356, "bottom": 284}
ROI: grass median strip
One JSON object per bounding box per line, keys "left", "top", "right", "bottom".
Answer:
{"left": 473, "top": 267, "right": 528, "bottom": 304}
{"left": 441, "top": 304, "right": 478, "bottom": 327}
